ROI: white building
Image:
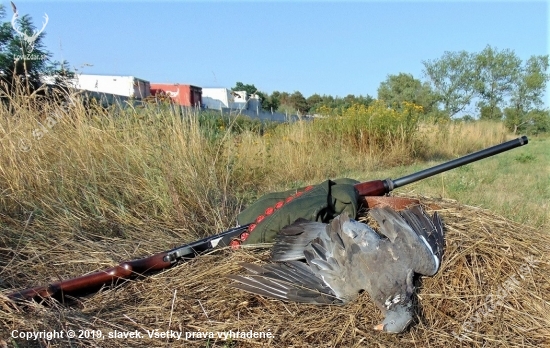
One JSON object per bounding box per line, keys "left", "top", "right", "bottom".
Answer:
{"left": 41, "top": 74, "right": 151, "bottom": 106}
{"left": 202, "top": 88, "right": 234, "bottom": 109}
{"left": 202, "top": 88, "right": 254, "bottom": 110}
{"left": 248, "top": 94, "right": 262, "bottom": 113}
{"left": 231, "top": 90, "right": 248, "bottom": 110}
{"left": 71, "top": 74, "right": 150, "bottom": 99}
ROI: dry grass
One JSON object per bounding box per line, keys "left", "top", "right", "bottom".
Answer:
{"left": 1, "top": 93, "right": 545, "bottom": 347}
{"left": 0, "top": 95, "right": 244, "bottom": 239}
{"left": 418, "top": 120, "right": 510, "bottom": 160}
{"left": 0, "top": 94, "right": 511, "bottom": 225}
{"left": 1, "top": 197, "right": 548, "bottom": 347}
{"left": 223, "top": 118, "right": 512, "bottom": 193}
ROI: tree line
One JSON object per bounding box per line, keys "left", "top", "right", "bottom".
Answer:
{"left": 234, "top": 45, "right": 549, "bottom": 134}
{"left": 423, "top": 46, "right": 549, "bottom": 133}
{"left": 231, "top": 82, "right": 374, "bottom": 116}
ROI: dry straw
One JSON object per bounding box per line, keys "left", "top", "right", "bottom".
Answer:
{"left": 1, "top": 196, "right": 549, "bottom": 347}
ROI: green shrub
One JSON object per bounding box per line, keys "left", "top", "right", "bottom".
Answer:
{"left": 312, "top": 100, "right": 423, "bottom": 156}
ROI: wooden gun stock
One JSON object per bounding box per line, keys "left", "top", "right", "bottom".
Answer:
{"left": 7, "top": 224, "right": 250, "bottom": 303}
{"left": 6, "top": 136, "right": 528, "bottom": 303}
{"left": 8, "top": 252, "right": 172, "bottom": 302}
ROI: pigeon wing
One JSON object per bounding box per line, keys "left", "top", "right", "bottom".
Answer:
{"left": 228, "top": 261, "right": 341, "bottom": 304}
{"left": 370, "top": 206, "right": 444, "bottom": 276}
{"left": 398, "top": 206, "right": 445, "bottom": 276}
{"left": 271, "top": 219, "right": 327, "bottom": 262}
{"left": 230, "top": 214, "right": 380, "bottom": 304}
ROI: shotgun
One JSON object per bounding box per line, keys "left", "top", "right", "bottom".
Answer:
{"left": 6, "top": 136, "right": 528, "bottom": 303}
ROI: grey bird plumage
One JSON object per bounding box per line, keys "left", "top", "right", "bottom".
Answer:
{"left": 228, "top": 205, "right": 445, "bottom": 333}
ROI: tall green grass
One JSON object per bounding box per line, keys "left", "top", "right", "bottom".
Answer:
{"left": 312, "top": 100, "right": 423, "bottom": 160}
{"left": 350, "top": 135, "right": 548, "bottom": 228}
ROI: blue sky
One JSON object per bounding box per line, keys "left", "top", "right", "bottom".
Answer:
{"left": 7, "top": 1, "right": 550, "bottom": 106}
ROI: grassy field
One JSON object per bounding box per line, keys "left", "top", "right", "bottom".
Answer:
{"left": 0, "top": 97, "right": 546, "bottom": 238}
{"left": 1, "top": 95, "right": 549, "bottom": 347}
{"left": 352, "top": 135, "right": 549, "bottom": 229}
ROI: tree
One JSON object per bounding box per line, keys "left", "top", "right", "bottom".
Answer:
{"left": 505, "top": 107, "right": 550, "bottom": 134}
{"left": 503, "top": 56, "right": 549, "bottom": 133}
{"left": 0, "top": 4, "right": 52, "bottom": 94}
{"left": 306, "top": 93, "right": 323, "bottom": 110}
{"left": 479, "top": 104, "right": 503, "bottom": 121}
{"left": 255, "top": 91, "right": 271, "bottom": 110}
{"left": 528, "top": 109, "right": 550, "bottom": 134}
{"left": 457, "top": 114, "right": 475, "bottom": 122}
{"left": 377, "top": 73, "right": 437, "bottom": 114}
{"left": 514, "top": 55, "right": 550, "bottom": 109}
{"left": 231, "top": 82, "right": 258, "bottom": 96}
{"left": 278, "top": 91, "right": 290, "bottom": 106}
{"left": 506, "top": 55, "right": 550, "bottom": 132}
{"left": 275, "top": 91, "right": 294, "bottom": 113}
{"left": 261, "top": 92, "right": 279, "bottom": 112}
{"left": 303, "top": 93, "right": 374, "bottom": 115}
{"left": 266, "top": 90, "right": 281, "bottom": 111}
{"left": 289, "top": 91, "right": 309, "bottom": 115}
{"left": 0, "top": 4, "right": 72, "bottom": 100}
{"left": 353, "top": 94, "right": 374, "bottom": 108}
{"left": 474, "top": 46, "right": 521, "bottom": 120}
{"left": 422, "top": 51, "right": 478, "bottom": 117}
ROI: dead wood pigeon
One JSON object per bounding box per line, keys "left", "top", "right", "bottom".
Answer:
{"left": 228, "top": 205, "right": 444, "bottom": 334}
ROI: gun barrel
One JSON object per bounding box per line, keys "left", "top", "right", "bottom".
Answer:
{"left": 392, "top": 136, "right": 528, "bottom": 189}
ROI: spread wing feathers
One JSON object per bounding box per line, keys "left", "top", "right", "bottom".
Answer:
{"left": 230, "top": 214, "right": 371, "bottom": 304}
{"left": 227, "top": 261, "right": 342, "bottom": 304}
{"left": 230, "top": 208, "right": 444, "bottom": 304}
{"left": 400, "top": 206, "right": 445, "bottom": 261}
{"left": 271, "top": 219, "right": 327, "bottom": 262}
{"left": 370, "top": 206, "right": 444, "bottom": 276}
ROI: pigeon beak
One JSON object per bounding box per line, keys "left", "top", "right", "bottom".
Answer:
{"left": 373, "top": 323, "right": 385, "bottom": 331}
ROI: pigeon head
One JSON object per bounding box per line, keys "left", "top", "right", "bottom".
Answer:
{"left": 374, "top": 305, "right": 413, "bottom": 334}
